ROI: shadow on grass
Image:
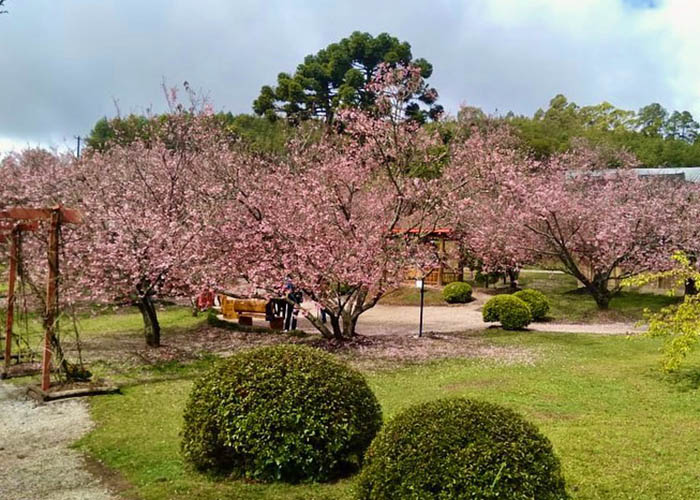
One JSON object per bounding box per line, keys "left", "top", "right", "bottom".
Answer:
{"left": 662, "top": 367, "right": 700, "bottom": 392}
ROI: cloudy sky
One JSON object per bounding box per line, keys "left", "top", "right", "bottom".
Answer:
{"left": 1, "top": 0, "right": 699, "bottom": 152}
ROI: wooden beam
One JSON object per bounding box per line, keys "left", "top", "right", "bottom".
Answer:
{"left": 0, "top": 207, "right": 52, "bottom": 221}
{"left": 0, "top": 206, "right": 82, "bottom": 225}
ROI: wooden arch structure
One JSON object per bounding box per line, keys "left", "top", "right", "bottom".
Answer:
{"left": 1, "top": 206, "right": 82, "bottom": 390}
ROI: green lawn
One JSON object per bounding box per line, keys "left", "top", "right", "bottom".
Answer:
{"left": 517, "top": 271, "right": 681, "bottom": 323}
{"left": 77, "top": 331, "right": 700, "bottom": 500}
{"left": 7, "top": 305, "right": 206, "bottom": 350}
{"left": 378, "top": 285, "right": 449, "bottom": 306}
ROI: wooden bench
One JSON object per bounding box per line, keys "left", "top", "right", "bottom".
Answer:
{"left": 218, "top": 295, "right": 284, "bottom": 330}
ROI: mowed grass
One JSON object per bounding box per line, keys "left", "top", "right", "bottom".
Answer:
{"left": 7, "top": 305, "right": 205, "bottom": 351}
{"left": 77, "top": 331, "right": 700, "bottom": 500}
{"left": 517, "top": 270, "right": 681, "bottom": 323}
{"left": 378, "top": 285, "right": 449, "bottom": 306}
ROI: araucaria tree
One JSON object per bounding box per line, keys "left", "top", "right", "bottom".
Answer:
{"left": 228, "top": 65, "right": 443, "bottom": 340}
{"left": 253, "top": 31, "right": 441, "bottom": 124}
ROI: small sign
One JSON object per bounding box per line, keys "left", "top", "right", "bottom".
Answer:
{"left": 415, "top": 279, "right": 424, "bottom": 289}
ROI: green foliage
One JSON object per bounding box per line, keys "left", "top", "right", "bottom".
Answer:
{"left": 483, "top": 294, "right": 532, "bottom": 330}
{"left": 518, "top": 270, "right": 680, "bottom": 324}
{"left": 502, "top": 94, "right": 700, "bottom": 166}
{"left": 356, "top": 398, "right": 569, "bottom": 500}
{"left": 514, "top": 288, "right": 550, "bottom": 320}
{"left": 442, "top": 281, "right": 473, "bottom": 303}
{"left": 645, "top": 295, "right": 700, "bottom": 372}
{"left": 180, "top": 345, "right": 382, "bottom": 483}
{"left": 253, "top": 31, "right": 439, "bottom": 124}
{"left": 475, "top": 269, "right": 503, "bottom": 286}
{"left": 86, "top": 111, "right": 294, "bottom": 154}
{"left": 624, "top": 252, "right": 700, "bottom": 371}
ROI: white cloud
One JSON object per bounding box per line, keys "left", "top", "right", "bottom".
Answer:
{"left": 0, "top": 0, "right": 698, "bottom": 148}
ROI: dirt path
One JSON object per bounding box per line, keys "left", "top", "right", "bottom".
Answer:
{"left": 354, "top": 304, "right": 642, "bottom": 335}
{"left": 301, "top": 291, "right": 643, "bottom": 336}
{"left": 0, "top": 381, "right": 118, "bottom": 500}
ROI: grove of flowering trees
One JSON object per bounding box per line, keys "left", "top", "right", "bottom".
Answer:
{"left": 4, "top": 71, "right": 700, "bottom": 346}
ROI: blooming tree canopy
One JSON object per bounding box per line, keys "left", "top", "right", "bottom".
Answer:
{"left": 223, "top": 66, "right": 443, "bottom": 339}
{"left": 516, "top": 146, "right": 687, "bottom": 308}
{"left": 441, "top": 126, "right": 538, "bottom": 284}
{"left": 72, "top": 97, "right": 237, "bottom": 346}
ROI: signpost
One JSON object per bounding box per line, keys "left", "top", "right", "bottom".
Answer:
{"left": 416, "top": 278, "right": 425, "bottom": 338}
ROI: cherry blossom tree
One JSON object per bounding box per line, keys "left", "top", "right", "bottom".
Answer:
{"left": 222, "top": 65, "right": 443, "bottom": 340}
{"left": 441, "top": 126, "right": 538, "bottom": 287}
{"left": 2, "top": 92, "right": 243, "bottom": 348}
{"left": 72, "top": 96, "right": 235, "bottom": 346}
{"left": 516, "top": 146, "right": 686, "bottom": 309}
{"left": 0, "top": 148, "right": 85, "bottom": 375}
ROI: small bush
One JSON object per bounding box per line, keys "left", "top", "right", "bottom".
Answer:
{"left": 483, "top": 294, "right": 532, "bottom": 329}
{"left": 442, "top": 281, "right": 473, "bottom": 303}
{"left": 475, "top": 270, "right": 502, "bottom": 286}
{"left": 356, "top": 398, "right": 569, "bottom": 500}
{"left": 181, "top": 345, "right": 382, "bottom": 483}
{"left": 514, "top": 288, "right": 550, "bottom": 320}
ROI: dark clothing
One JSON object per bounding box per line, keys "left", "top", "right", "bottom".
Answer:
{"left": 265, "top": 298, "right": 286, "bottom": 321}
{"left": 284, "top": 291, "right": 303, "bottom": 331}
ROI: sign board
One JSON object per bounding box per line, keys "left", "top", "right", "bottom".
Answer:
{"left": 415, "top": 279, "right": 424, "bottom": 289}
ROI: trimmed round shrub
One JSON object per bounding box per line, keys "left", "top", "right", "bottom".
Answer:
{"left": 181, "top": 345, "right": 382, "bottom": 483}
{"left": 442, "top": 281, "right": 473, "bottom": 303}
{"left": 482, "top": 294, "right": 532, "bottom": 330}
{"left": 357, "top": 398, "right": 569, "bottom": 500}
{"left": 514, "top": 288, "right": 550, "bottom": 321}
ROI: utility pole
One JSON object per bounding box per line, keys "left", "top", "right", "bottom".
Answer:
{"left": 74, "top": 135, "right": 81, "bottom": 157}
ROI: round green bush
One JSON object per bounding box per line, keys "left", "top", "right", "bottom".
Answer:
{"left": 482, "top": 294, "right": 532, "bottom": 330}
{"left": 514, "top": 288, "right": 550, "bottom": 321}
{"left": 181, "top": 345, "right": 382, "bottom": 483}
{"left": 442, "top": 281, "right": 473, "bottom": 303}
{"left": 356, "top": 398, "right": 569, "bottom": 500}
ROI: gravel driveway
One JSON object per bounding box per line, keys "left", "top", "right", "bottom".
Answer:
{"left": 0, "top": 381, "right": 117, "bottom": 500}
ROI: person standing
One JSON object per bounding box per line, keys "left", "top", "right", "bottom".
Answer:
{"left": 282, "top": 278, "right": 303, "bottom": 331}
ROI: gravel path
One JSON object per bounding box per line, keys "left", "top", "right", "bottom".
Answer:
{"left": 0, "top": 381, "right": 118, "bottom": 500}
{"left": 353, "top": 304, "right": 641, "bottom": 336}
{"left": 349, "top": 292, "right": 643, "bottom": 336}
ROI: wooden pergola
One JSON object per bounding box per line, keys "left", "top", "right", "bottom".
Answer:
{"left": 1, "top": 206, "right": 82, "bottom": 390}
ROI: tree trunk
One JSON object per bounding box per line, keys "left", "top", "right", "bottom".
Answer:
{"left": 138, "top": 295, "right": 161, "bottom": 347}
{"left": 685, "top": 278, "right": 698, "bottom": 296}
{"left": 329, "top": 314, "right": 344, "bottom": 340}
{"left": 588, "top": 275, "right": 612, "bottom": 309}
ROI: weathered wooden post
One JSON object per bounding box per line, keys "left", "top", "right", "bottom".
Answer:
{"left": 41, "top": 209, "right": 61, "bottom": 391}
{"left": 4, "top": 226, "right": 18, "bottom": 376}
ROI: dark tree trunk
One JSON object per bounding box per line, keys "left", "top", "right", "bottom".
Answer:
{"left": 685, "top": 278, "right": 698, "bottom": 296}
{"left": 591, "top": 290, "right": 611, "bottom": 309}
{"left": 329, "top": 314, "right": 344, "bottom": 340}
{"left": 138, "top": 295, "right": 161, "bottom": 347}
{"left": 588, "top": 275, "right": 612, "bottom": 309}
